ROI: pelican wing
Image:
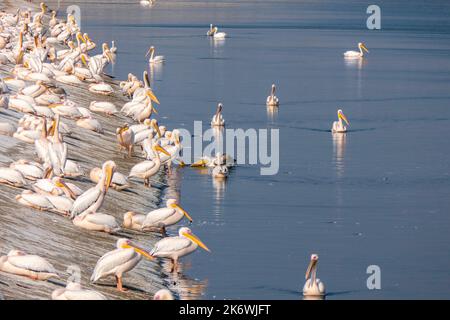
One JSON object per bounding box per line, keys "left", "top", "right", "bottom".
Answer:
{"left": 91, "top": 248, "right": 138, "bottom": 282}
{"left": 85, "top": 213, "right": 119, "bottom": 229}
{"left": 70, "top": 187, "right": 101, "bottom": 217}
{"left": 143, "top": 208, "right": 175, "bottom": 227}
{"left": 129, "top": 160, "right": 156, "bottom": 177}
{"left": 150, "top": 237, "right": 191, "bottom": 256}
{"left": 8, "top": 255, "right": 57, "bottom": 274}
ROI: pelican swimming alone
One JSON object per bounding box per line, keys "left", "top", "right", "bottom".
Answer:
{"left": 344, "top": 42, "right": 369, "bottom": 59}
{"left": 0, "top": 250, "right": 58, "bottom": 281}
{"left": 331, "top": 109, "right": 350, "bottom": 133}
{"left": 70, "top": 160, "right": 115, "bottom": 218}
{"left": 266, "top": 84, "right": 279, "bottom": 107}
{"left": 303, "top": 254, "right": 326, "bottom": 297}
{"left": 150, "top": 227, "right": 210, "bottom": 272}
{"left": 141, "top": 198, "right": 193, "bottom": 234}
{"left": 90, "top": 238, "right": 153, "bottom": 291}
{"left": 211, "top": 103, "right": 225, "bottom": 127}
{"left": 146, "top": 46, "right": 165, "bottom": 65}
{"left": 211, "top": 26, "right": 226, "bottom": 39}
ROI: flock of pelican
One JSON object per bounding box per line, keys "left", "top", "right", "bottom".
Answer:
{"left": 0, "top": 1, "right": 371, "bottom": 300}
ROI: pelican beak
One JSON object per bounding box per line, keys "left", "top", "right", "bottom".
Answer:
{"left": 81, "top": 54, "right": 88, "bottom": 67}
{"left": 104, "top": 164, "right": 114, "bottom": 192}
{"left": 47, "top": 119, "right": 56, "bottom": 136}
{"left": 182, "top": 232, "right": 211, "bottom": 252}
{"left": 361, "top": 43, "right": 369, "bottom": 53}
{"left": 56, "top": 180, "right": 76, "bottom": 200}
{"left": 145, "top": 47, "right": 154, "bottom": 57}
{"left": 124, "top": 242, "right": 154, "bottom": 260}
{"left": 190, "top": 159, "right": 207, "bottom": 167}
{"left": 155, "top": 144, "right": 170, "bottom": 156}
{"left": 305, "top": 259, "right": 317, "bottom": 280}
{"left": 171, "top": 203, "right": 193, "bottom": 223}
{"left": 339, "top": 112, "right": 350, "bottom": 125}
{"left": 150, "top": 103, "right": 158, "bottom": 115}
{"left": 152, "top": 122, "right": 162, "bottom": 138}
{"left": 146, "top": 89, "right": 160, "bottom": 105}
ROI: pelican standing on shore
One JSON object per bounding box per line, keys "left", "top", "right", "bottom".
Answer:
{"left": 90, "top": 238, "right": 153, "bottom": 291}
{"left": 344, "top": 42, "right": 369, "bottom": 58}
{"left": 303, "top": 254, "right": 326, "bottom": 297}
{"left": 331, "top": 109, "right": 350, "bottom": 133}
{"left": 70, "top": 160, "right": 115, "bottom": 218}
{"left": 129, "top": 142, "right": 170, "bottom": 186}
{"left": 150, "top": 227, "right": 210, "bottom": 272}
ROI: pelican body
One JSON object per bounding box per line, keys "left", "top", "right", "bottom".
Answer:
{"left": 344, "top": 42, "right": 369, "bottom": 58}
{"left": 150, "top": 227, "right": 210, "bottom": 272}
{"left": 211, "top": 103, "right": 225, "bottom": 127}
{"left": 0, "top": 250, "right": 58, "bottom": 281}
{"left": 303, "top": 254, "right": 326, "bottom": 297}
{"left": 141, "top": 199, "right": 193, "bottom": 233}
{"left": 266, "top": 84, "right": 279, "bottom": 107}
{"left": 331, "top": 109, "right": 350, "bottom": 133}
{"left": 90, "top": 238, "right": 153, "bottom": 291}
{"left": 52, "top": 282, "right": 107, "bottom": 300}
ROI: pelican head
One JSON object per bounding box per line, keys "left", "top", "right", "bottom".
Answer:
{"left": 101, "top": 160, "right": 116, "bottom": 192}
{"left": 40, "top": 2, "right": 48, "bottom": 13}
{"left": 146, "top": 46, "right": 155, "bottom": 57}
{"left": 7, "top": 250, "right": 25, "bottom": 257}
{"left": 116, "top": 238, "right": 153, "bottom": 260}
{"left": 303, "top": 253, "right": 325, "bottom": 297}
{"left": 153, "top": 289, "right": 174, "bottom": 300}
{"left": 215, "top": 103, "right": 223, "bottom": 116}
{"left": 151, "top": 143, "right": 170, "bottom": 157}
{"left": 150, "top": 119, "right": 161, "bottom": 138}
{"left": 358, "top": 42, "right": 369, "bottom": 53}
{"left": 167, "top": 199, "right": 193, "bottom": 223}
{"left": 337, "top": 109, "right": 350, "bottom": 125}
{"left": 53, "top": 177, "right": 76, "bottom": 199}
{"left": 179, "top": 227, "right": 210, "bottom": 252}
{"left": 305, "top": 254, "right": 319, "bottom": 280}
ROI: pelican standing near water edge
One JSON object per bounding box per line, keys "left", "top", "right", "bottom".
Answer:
{"left": 90, "top": 238, "right": 153, "bottom": 292}
{"left": 266, "top": 84, "right": 279, "bottom": 107}
{"left": 69, "top": 160, "right": 115, "bottom": 218}
{"left": 129, "top": 142, "right": 170, "bottom": 186}
{"left": 150, "top": 227, "right": 210, "bottom": 272}
{"left": 303, "top": 254, "right": 326, "bottom": 297}
{"left": 344, "top": 42, "right": 369, "bottom": 58}
{"left": 331, "top": 109, "right": 350, "bottom": 133}
{"left": 211, "top": 103, "right": 225, "bottom": 127}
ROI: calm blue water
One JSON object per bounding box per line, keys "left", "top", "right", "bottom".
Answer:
{"left": 57, "top": 0, "right": 450, "bottom": 299}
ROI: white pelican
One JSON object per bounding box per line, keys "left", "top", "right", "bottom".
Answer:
{"left": 141, "top": 199, "right": 193, "bottom": 233}
{"left": 52, "top": 282, "right": 107, "bottom": 300}
{"left": 206, "top": 24, "right": 215, "bottom": 36}
{"left": 331, "top": 109, "right": 350, "bottom": 133}
{"left": 89, "top": 101, "right": 118, "bottom": 115}
{"left": 0, "top": 167, "right": 27, "bottom": 187}
{"left": 16, "top": 190, "right": 56, "bottom": 212}
{"left": 146, "top": 46, "right": 165, "bottom": 64}
{"left": 90, "top": 167, "right": 130, "bottom": 191}
{"left": 122, "top": 211, "right": 146, "bottom": 230}
{"left": 90, "top": 238, "right": 153, "bottom": 291}
{"left": 153, "top": 289, "right": 174, "bottom": 300}
{"left": 303, "top": 254, "right": 326, "bottom": 297}
{"left": 150, "top": 227, "right": 210, "bottom": 272}
{"left": 191, "top": 153, "right": 235, "bottom": 168}
{"left": 212, "top": 165, "right": 229, "bottom": 179}
{"left": 32, "top": 177, "right": 81, "bottom": 199}
{"left": 70, "top": 161, "right": 115, "bottom": 218}
{"left": 344, "top": 42, "right": 369, "bottom": 59}
{"left": 88, "top": 83, "right": 114, "bottom": 96}
{"left": 64, "top": 160, "right": 84, "bottom": 177}
{"left": 211, "top": 26, "right": 226, "bottom": 39}
{"left": 116, "top": 123, "right": 135, "bottom": 157}
{"left": 140, "top": 0, "right": 155, "bottom": 6}
{"left": 211, "top": 103, "right": 225, "bottom": 127}
{"left": 129, "top": 143, "right": 170, "bottom": 186}
{"left": 0, "top": 250, "right": 58, "bottom": 280}
{"left": 76, "top": 117, "right": 104, "bottom": 133}
{"left": 48, "top": 115, "right": 68, "bottom": 176}
{"left": 266, "top": 84, "right": 279, "bottom": 107}
{"left": 73, "top": 211, "right": 120, "bottom": 233}
{"left": 10, "top": 160, "right": 44, "bottom": 181}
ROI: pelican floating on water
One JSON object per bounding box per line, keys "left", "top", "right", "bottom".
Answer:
{"left": 331, "top": 109, "right": 350, "bottom": 133}
{"left": 150, "top": 227, "right": 210, "bottom": 272}
{"left": 146, "top": 46, "right": 165, "bottom": 65}
{"left": 90, "top": 238, "right": 153, "bottom": 291}
{"left": 303, "top": 254, "right": 326, "bottom": 297}
{"left": 141, "top": 198, "right": 193, "bottom": 233}
{"left": 211, "top": 103, "right": 225, "bottom": 127}
{"left": 344, "top": 42, "right": 369, "bottom": 59}
{"left": 0, "top": 250, "right": 58, "bottom": 281}
{"left": 266, "top": 84, "right": 279, "bottom": 107}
